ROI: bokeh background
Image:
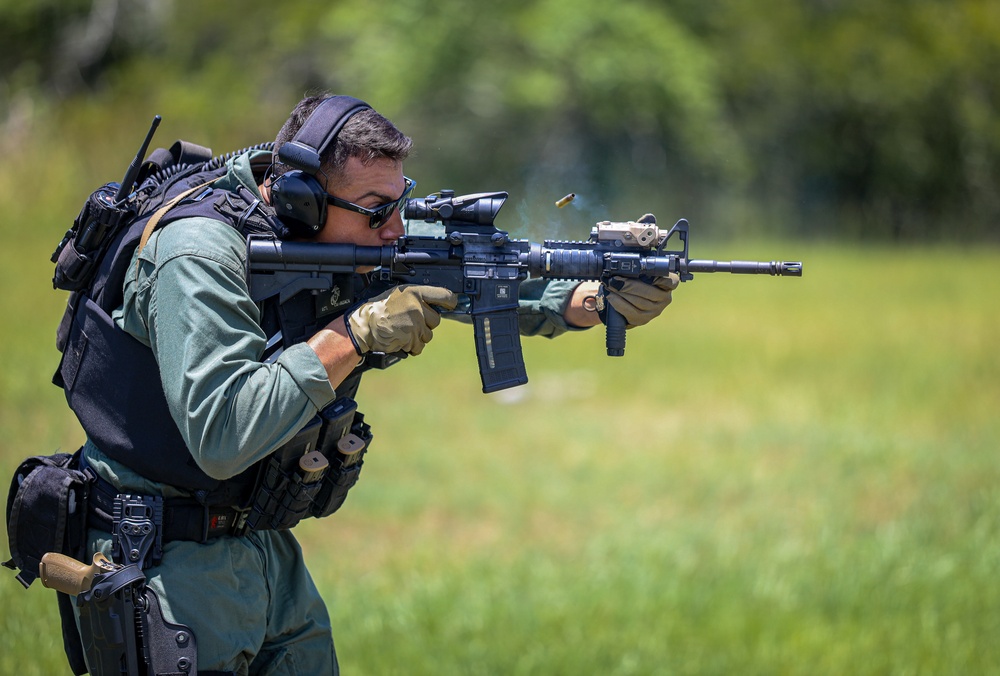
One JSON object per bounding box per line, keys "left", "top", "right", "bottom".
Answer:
{"left": 2, "top": 1, "right": 998, "bottom": 674}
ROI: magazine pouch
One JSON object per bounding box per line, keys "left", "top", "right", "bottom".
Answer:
{"left": 242, "top": 397, "right": 372, "bottom": 531}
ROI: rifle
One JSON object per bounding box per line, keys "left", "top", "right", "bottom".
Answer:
{"left": 247, "top": 189, "right": 802, "bottom": 394}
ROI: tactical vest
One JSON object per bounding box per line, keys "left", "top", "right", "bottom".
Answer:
{"left": 52, "top": 153, "right": 364, "bottom": 504}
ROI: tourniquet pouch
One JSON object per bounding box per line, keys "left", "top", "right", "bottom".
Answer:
{"left": 4, "top": 448, "right": 92, "bottom": 587}
{"left": 244, "top": 397, "right": 372, "bottom": 531}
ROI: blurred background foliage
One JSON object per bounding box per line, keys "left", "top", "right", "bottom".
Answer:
{"left": 2, "top": 4, "right": 999, "bottom": 673}
{"left": 1, "top": 0, "right": 998, "bottom": 242}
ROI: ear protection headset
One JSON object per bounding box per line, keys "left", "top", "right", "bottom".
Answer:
{"left": 269, "top": 95, "right": 371, "bottom": 237}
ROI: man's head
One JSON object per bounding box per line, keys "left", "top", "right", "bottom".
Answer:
{"left": 267, "top": 94, "right": 413, "bottom": 246}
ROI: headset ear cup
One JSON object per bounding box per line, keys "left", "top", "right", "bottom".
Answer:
{"left": 270, "top": 170, "right": 327, "bottom": 237}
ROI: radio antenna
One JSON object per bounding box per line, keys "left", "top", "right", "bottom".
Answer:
{"left": 115, "top": 115, "right": 161, "bottom": 203}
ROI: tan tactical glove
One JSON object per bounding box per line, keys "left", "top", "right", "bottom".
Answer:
{"left": 346, "top": 285, "right": 459, "bottom": 355}
{"left": 602, "top": 274, "right": 680, "bottom": 328}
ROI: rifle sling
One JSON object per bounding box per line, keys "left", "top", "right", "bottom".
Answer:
{"left": 137, "top": 178, "right": 222, "bottom": 255}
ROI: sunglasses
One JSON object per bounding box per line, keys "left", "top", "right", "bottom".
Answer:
{"left": 326, "top": 177, "right": 415, "bottom": 229}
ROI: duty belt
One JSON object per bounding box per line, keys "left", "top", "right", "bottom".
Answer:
{"left": 87, "top": 474, "right": 250, "bottom": 546}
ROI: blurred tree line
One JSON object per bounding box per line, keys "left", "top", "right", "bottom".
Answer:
{"left": 1, "top": 0, "right": 998, "bottom": 240}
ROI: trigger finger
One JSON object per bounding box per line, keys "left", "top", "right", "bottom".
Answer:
{"left": 417, "top": 286, "right": 459, "bottom": 312}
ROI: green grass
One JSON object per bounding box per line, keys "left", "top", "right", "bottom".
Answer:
{"left": 2, "top": 230, "right": 999, "bottom": 673}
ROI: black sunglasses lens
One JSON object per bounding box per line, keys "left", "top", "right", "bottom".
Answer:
{"left": 370, "top": 202, "right": 398, "bottom": 229}
{"left": 369, "top": 180, "right": 414, "bottom": 229}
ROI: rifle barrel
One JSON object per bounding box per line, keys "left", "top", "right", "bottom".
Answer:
{"left": 685, "top": 260, "right": 802, "bottom": 276}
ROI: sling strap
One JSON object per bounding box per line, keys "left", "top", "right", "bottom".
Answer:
{"left": 137, "top": 178, "right": 223, "bottom": 255}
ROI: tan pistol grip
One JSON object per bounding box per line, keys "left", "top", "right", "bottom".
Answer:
{"left": 39, "top": 552, "right": 113, "bottom": 596}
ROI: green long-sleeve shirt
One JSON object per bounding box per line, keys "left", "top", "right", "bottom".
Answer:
{"left": 84, "top": 152, "right": 582, "bottom": 495}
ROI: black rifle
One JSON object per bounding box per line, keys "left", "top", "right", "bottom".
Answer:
{"left": 248, "top": 189, "right": 802, "bottom": 393}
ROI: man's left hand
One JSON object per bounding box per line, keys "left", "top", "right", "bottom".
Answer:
{"left": 601, "top": 274, "right": 680, "bottom": 328}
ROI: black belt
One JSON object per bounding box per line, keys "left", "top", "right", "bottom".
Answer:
{"left": 87, "top": 473, "right": 249, "bottom": 544}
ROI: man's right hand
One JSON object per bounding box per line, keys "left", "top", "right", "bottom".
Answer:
{"left": 345, "top": 285, "right": 459, "bottom": 356}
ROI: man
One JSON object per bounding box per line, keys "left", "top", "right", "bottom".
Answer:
{"left": 71, "top": 93, "right": 677, "bottom": 674}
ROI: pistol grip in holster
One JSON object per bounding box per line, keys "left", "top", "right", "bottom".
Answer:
{"left": 40, "top": 552, "right": 200, "bottom": 676}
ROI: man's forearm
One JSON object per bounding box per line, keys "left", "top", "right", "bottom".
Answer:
{"left": 308, "top": 316, "right": 365, "bottom": 389}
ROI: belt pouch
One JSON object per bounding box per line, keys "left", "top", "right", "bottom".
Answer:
{"left": 4, "top": 449, "right": 92, "bottom": 673}
{"left": 4, "top": 449, "right": 92, "bottom": 588}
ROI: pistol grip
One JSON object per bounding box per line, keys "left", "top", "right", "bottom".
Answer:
{"left": 39, "top": 552, "right": 112, "bottom": 596}
{"left": 472, "top": 309, "right": 528, "bottom": 393}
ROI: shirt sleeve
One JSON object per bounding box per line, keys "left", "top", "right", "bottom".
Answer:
{"left": 515, "top": 278, "right": 590, "bottom": 337}
{"left": 118, "top": 217, "right": 336, "bottom": 480}
{"left": 444, "top": 278, "right": 591, "bottom": 337}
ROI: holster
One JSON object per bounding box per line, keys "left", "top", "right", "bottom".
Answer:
{"left": 73, "top": 558, "right": 201, "bottom": 676}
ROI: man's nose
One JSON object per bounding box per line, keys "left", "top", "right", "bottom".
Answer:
{"left": 380, "top": 208, "right": 406, "bottom": 241}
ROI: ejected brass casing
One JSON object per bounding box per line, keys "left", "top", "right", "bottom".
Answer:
{"left": 555, "top": 193, "right": 576, "bottom": 208}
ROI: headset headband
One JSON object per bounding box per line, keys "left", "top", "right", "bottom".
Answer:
{"left": 277, "top": 95, "right": 371, "bottom": 175}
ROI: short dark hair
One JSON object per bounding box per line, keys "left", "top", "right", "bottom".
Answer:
{"left": 272, "top": 93, "right": 412, "bottom": 182}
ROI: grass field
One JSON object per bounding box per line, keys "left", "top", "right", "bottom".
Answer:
{"left": 1, "top": 227, "right": 998, "bottom": 673}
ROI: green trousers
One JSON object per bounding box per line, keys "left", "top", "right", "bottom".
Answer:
{"left": 75, "top": 527, "right": 338, "bottom": 675}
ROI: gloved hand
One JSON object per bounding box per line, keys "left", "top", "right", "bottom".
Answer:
{"left": 346, "top": 285, "right": 459, "bottom": 355}
{"left": 600, "top": 274, "right": 680, "bottom": 328}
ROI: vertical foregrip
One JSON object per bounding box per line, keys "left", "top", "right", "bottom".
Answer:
{"left": 605, "top": 304, "right": 627, "bottom": 356}
{"left": 472, "top": 309, "right": 528, "bottom": 393}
